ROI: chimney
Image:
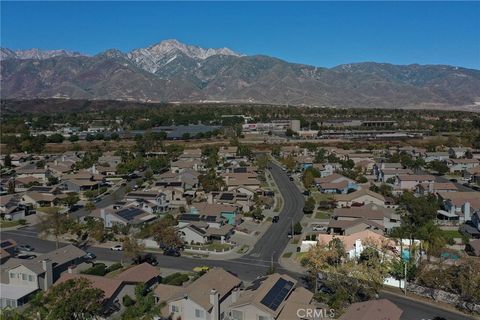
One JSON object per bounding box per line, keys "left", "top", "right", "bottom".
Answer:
{"left": 231, "top": 288, "right": 240, "bottom": 303}
{"left": 42, "top": 259, "right": 53, "bottom": 290}
{"left": 428, "top": 182, "right": 434, "bottom": 194}
{"left": 67, "top": 265, "right": 77, "bottom": 274}
{"left": 100, "top": 209, "right": 107, "bottom": 227}
{"left": 210, "top": 289, "right": 220, "bottom": 320}
{"left": 464, "top": 202, "right": 471, "bottom": 222}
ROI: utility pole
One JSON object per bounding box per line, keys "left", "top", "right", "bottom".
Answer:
{"left": 404, "top": 260, "right": 407, "bottom": 296}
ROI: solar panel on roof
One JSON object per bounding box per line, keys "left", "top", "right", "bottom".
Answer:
{"left": 219, "top": 193, "right": 235, "bottom": 201}
{"left": 1, "top": 241, "right": 13, "bottom": 248}
{"left": 116, "top": 208, "right": 144, "bottom": 221}
{"left": 233, "top": 167, "right": 247, "bottom": 173}
{"left": 260, "top": 278, "right": 294, "bottom": 311}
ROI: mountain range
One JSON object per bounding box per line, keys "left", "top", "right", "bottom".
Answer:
{"left": 1, "top": 39, "right": 479, "bottom": 110}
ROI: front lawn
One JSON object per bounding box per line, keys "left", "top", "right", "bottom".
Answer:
{"left": 311, "top": 192, "right": 334, "bottom": 202}
{"left": 315, "top": 211, "right": 331, "bottom": 219}
{"left": 0, "top": 220, "right": 20, "bottom": 228}
{"left": 37, "top": 206, "right": 62, "bottom": 214}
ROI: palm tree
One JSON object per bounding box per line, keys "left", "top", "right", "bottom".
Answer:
{"left": 418, "top": 222, "right": 446, "bottom": 261}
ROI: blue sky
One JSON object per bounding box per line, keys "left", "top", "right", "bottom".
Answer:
{"left": 1, "top": 1, "right": 479, "bottom": 69}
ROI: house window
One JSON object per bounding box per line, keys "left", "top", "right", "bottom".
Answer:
{"left": 22, "top": 274, "right": 27, "bottom": 281}
{"left": 231, "top": 310, "right": 243, "bottom": 320}
{"left": 195, "top": 309, "right": 204, "bottom": 318}
{"left": 9, "top": 272, "right": 15, "bottom": 278}
{"left": 171, "top": 305, "right": 179, "bottom": 313}
{"left": 28, "top": 275, "right": 34, "bottom": 282}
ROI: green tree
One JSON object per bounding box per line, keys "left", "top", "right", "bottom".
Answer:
{"left": 123, "top": 235, "right": 145, "bottom": 262}
{"left": 4, "top": 154, "right": 12, "bottom": 167}
{"left": 303, "top": 197, "right": 316, "bottom": 214}
{"left": 38, "top": 209, "right": 72, "bottom": 249}
{"left": 418, "top": 222, "right": 446, "bottom": 261}
{"left": 152, "top": 218, "right": 182, "bottom": 249}
{"left": 293, "top": 222, "right": 303, "bottom": 235}
{"left": 28, "top": 278, "right": 104, "bottom": 320}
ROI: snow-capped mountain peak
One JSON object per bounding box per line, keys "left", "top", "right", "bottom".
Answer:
{"left": 126, "top": 39, "right": 242, "bottom": 73}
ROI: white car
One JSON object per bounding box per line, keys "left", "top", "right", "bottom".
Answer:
{"left": 312, "top": 225, "right": 327, "bottom": 232}
{"left": 110, "top": 245, "right": 123, "bottom": 251}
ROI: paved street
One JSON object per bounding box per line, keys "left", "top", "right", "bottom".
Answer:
{"left": 0, "top": 163, "right": 475, "bottom": 319}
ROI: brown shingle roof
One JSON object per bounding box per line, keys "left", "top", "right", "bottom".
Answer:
{"left": 114, "top": 263, "right": 160, "bottom": 283}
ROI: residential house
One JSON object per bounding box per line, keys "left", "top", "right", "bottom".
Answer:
{"left": 438, "top": 192, "right": 480, "bottom": 222}
{"left": 333, "top": 189, "right": 387, "bottom": 208}
{"left": 177, "top": 222, "right": 234, "bottom": 244}
{"left": 228, "top": 273, "right": 319, "bottom": 320}
{"left": 416, "top": 182, "right": 457, "bottom": 196}
{"left": 448, "top": 147, "right": 469, "bottom": 159}
{"left": 99, "top": 206, "right": 157, "bottom": 228}
{"left": 423, "top": 152, "right": 450, "bottom": 163}
{"left": 219, "top": 146, "right": 238, "bottom": 159}
{"left": 179, "top": 148, "right": 203, "bottom": 160}
{"left": 339, "top": 299, "right": 403, "bottom": 320}
{"left": 125, "top": 191, "right": 170, "bottom": 213}
{"left": 395, "top": 174, "right": 435, "bottom": 191}
{"left": 171, "top": 159, "right": 204, "bottom": 173}
{"left": 0, "top": 194, "right": 28, "bottom": 221}
{"left": 10, "top": 176, "right": 42, "bottom": 192}
{"left": 5, "top": 245, "right": 86, "bottom": 290}
{"left": 294, "top": 155, "right": 314, "bottom": 171}
{"left": 376, "top": 168, "right": 413, "bottom": 183}
{"left": 57, "top": 262, "right": 160, "bottom": 316}
{"left": 328, "top": 203, "right": 400, "bottom": 235}
{"left": 22, "top": 185, "right": 67, "bottom": 207}
{"left": 447, "top": 158, "right": 479, "bottom": 173}
{"left": 0, "top": 239, "right": 17, "bottom": 264}
{"left": 158, "top": 169, "right": 200, "bottom": 190}
{"left": 208, "top": 191, "right": 252, "bottom": 213}
{"left": 151, "top": 185, "right": 187, "bottom": 208}
{"left": 313, "top": 230, "right": 395, "bottom": 259}
{"left": 190, "top": 202, "right": 239, "bottom": 225}
{"left": 15, "top": 164, "right": 49, "bottom": 182}
{"left": 222, "top": 172, "right": 261, "bottom": 191}
{"left": 314, "top": 174, "right": 358, "bottom": 194}
{"left": 154, "top": 268, "right": 242, "bottom": 320}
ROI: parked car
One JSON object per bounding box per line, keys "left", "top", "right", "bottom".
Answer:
{"left": 83, "top": 252, "right": 96, "bottom": 260}
{"left": 163, "top": 248, "right": 181, "bottom": 257}
{"left": 94, "top": 197, "right": 102, "bottom": 203}
{"left": 110, "top": 245, "right": 123, "bottom": 251}
{"left": 289, "top": 177, "right": 294, "bottom": 181}
{"left": 303, "top": 190, "right": 310, "bottom": 196}
{"left": 449, "top": 178, "right": 458, "bottom": 183}
{"left": 272, "top": 216, "right": 280, "bottom": 223}
{"left": 312, "top": 225, "right": 327, "bottom": 232}
{"left": 287, "top": 231, "right": 293, "bottom": 238}
{"left": 133, "top": 253, "right": 158, "bottom": 266}
{"left": 18, "top": 245, "right": 34, "bottom": 252}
